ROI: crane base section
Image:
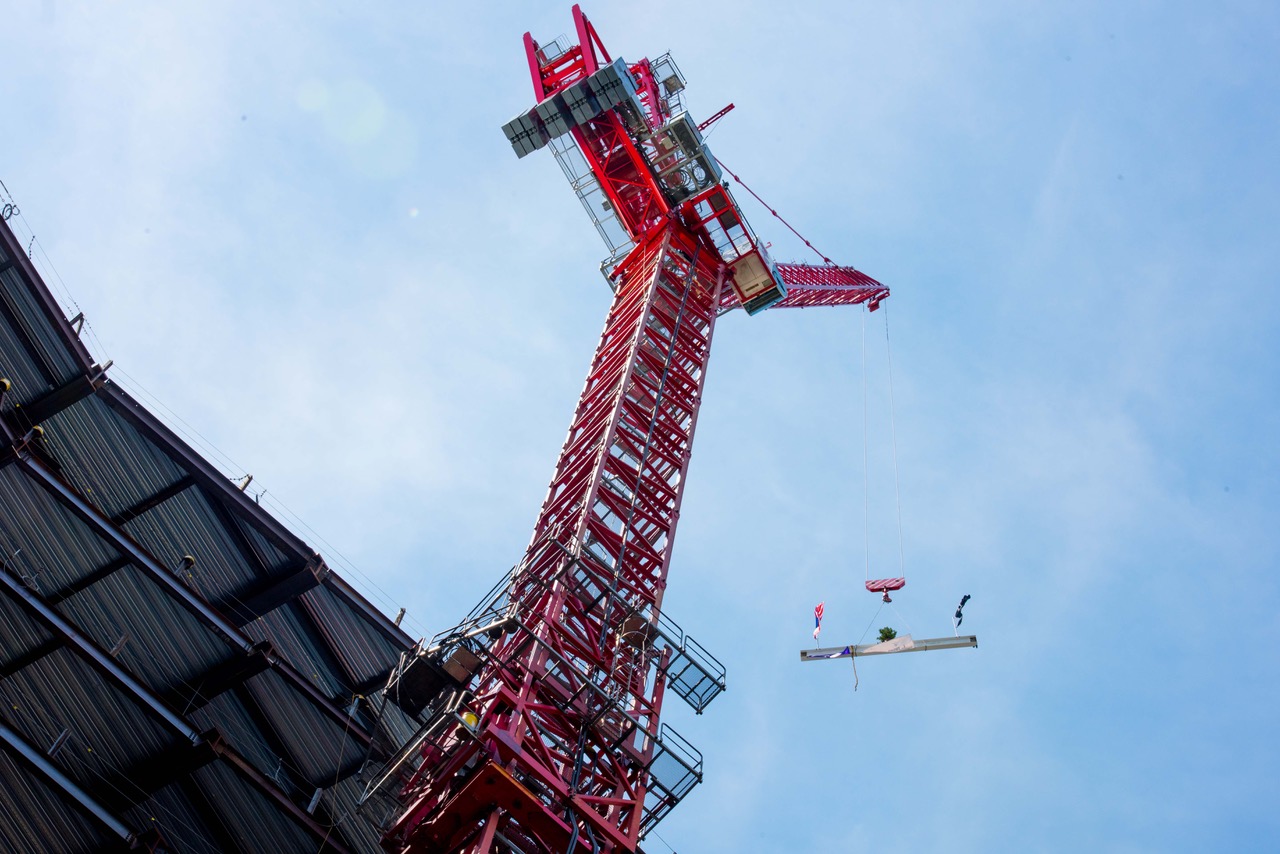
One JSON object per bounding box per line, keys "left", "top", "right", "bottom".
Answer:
{"left": 800, "top": 634, "right": 978, "bottom": 662}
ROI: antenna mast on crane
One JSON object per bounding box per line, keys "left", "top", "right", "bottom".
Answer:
{"left": 363, "top": 8, "right": 890, "bottom": 852}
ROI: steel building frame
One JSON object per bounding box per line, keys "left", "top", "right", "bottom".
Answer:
{"left": 0, "top": 214, "right": 422, "bottom": 852}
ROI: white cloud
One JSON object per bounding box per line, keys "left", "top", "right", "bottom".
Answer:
{"left": 5, "top": 1, "right": 1279, "bottom": 850}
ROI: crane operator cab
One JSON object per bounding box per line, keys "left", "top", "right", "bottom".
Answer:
{"left": 645, "top": 110, "right": 787, "bottom": 315}
{"left": 684, "top": 182, "right": 788, "bottom": 314}
{"left": 728, "top": 240, "right": 785, "bottom": 315}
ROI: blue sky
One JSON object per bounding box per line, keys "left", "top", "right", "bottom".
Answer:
{"left": 4, "top": 2, "right": 1278, "bottom": 851}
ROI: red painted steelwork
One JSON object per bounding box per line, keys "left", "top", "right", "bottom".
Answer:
{"left": 866, "top": 577, "right": 907, "bottom": 593}
{"left": 769, "top": 263, "right": 890, "bottom": 311}
{"left": 527, "top": 8, "right": 671, "bottom": 239}
{"left": 386, "top": 223, "right": 723, "bottom": 853}
{"left": 387, "top": 7, "right": 894, "bottom": 852}
{"left": 571, "top": 114, "right": 671, "bottom": 240}
{"left": 866, "top": 576, "right": 907, "bottom": 603}
{"left": 697, "top": 103, "right": 736, "bottom": 133}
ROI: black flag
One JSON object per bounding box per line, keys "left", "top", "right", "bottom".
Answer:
{"left": 954, "top": 594, "right": 971, "bottom": 626}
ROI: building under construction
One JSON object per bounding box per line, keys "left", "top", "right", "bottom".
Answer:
{"left": 0, "top": 212, "right": 438, "bottom": 851}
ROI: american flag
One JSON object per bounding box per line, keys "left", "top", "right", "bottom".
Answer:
{"left": 813, "top": 602, "right": 825, "bottom": 640}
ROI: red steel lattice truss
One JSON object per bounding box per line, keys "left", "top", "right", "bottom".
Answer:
{"left": 376, "top": 7, "right": 891, "bottom": 853}
{"left": 387, "top": 224, "right": 722, "bottom": 854}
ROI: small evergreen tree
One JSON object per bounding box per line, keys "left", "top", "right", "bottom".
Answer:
{"left": 877, "top": 627, "right": 897, "bottom": 643}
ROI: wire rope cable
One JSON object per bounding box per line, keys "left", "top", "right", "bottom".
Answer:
{"left": 650, "top": 829, "right": 678, "bottom": 853}
{"left": 711, "top": 157, "right": 836, "bottom": 265}
{"left": 887, "top": 598, "right": 913, "bottom": 637}
{"left": 883, "top": 303, "right": 906, "bottom": 580}
{"left": 856, "top": 600, "right": 885, "bottom": 646}
{"left": 861, "top": 306, "right": 870, "bottom": 584}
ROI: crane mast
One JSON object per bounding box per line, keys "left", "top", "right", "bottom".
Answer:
{"left": 363, "top": 7, "right": 889, "bottom": 852}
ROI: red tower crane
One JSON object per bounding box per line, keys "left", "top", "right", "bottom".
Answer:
{"left": 361, "top": 8, "right": 890, "bottom": 852}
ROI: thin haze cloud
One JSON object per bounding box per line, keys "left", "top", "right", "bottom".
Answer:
{"left": 3, "top": 2, "right": 1278, "bottom": 851}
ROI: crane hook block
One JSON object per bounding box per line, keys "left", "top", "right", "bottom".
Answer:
{"left": 866, "top": 577, "right": 906, "bottom": 602}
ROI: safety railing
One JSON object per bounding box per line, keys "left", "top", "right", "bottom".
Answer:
{"left": 639, "top": 722, "right": 704, "bottom": 839}
{"left": 653, "top": 608, "right": 726, "bottom": 713}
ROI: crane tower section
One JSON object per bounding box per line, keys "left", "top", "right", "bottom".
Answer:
{"left": 363, "top": 7, "right": 890, "bottom": 853}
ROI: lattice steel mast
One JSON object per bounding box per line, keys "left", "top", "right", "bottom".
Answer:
{"left": 364, "top": 7, "right": 890, "bottom": 852}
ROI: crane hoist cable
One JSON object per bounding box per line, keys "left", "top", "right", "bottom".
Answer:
{"left": 862, "top": 276, "right": 908, "bottom": 602}
{"left": 861, "top": 303, "right": 871, "bottom": 586}
{"left": 884, "top": 302, "right": 906, "bottom": 582}
{"left": 710, "top": 159, "right": 910, "bottom": 600}
{"left": 712, "top": 156, "right": 836, "bottom": 266}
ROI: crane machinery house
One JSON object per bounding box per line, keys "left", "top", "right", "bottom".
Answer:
{"left": 502, "top": 45, "right": 787, "bottom": 315}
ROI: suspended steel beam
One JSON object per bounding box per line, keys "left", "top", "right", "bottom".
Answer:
{"left": 800, "top": 635, "right": 979, "bottom": 663}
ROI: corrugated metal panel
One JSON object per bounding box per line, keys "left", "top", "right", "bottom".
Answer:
{"left": 245, "top": 603, "right": 347, "bottom": 698}
{"left": 0, "top": 647, "right": 185, "bottom": 790}
{"left": 231, "top": 508, "right": 297, "bottom": 575}
{"left": 303, "top": 584, "right": 405, "bottom": 686}
{"left": 57, "top": 564, "right": 235, "bottom": 693}
{"left": 0, "top": 284, "right": 55, "bottom": 404}
{"left": 0, "top": 266, "right": 81, "bottom": 384}
{"left": 368, "top": 693, "right": 425, "bottom": 752}
{"left": 0, "top": 748, "right": 118, "bottom": 854}
{"left": 244, "top": 668, "right": 367, "bottom": 787}
{"left": 189, "top": 760, "right": 325, "bottom": 853}
{"left": 122, "top": 782, "right": 224, "bottom": 854}
{"left": 123, "top": 486, "right": 260, "bottom": 604}
{"left": 0, "top": 577, "right": 57, "bottom": 664}
{"left": 190, "top": 689, "right": 289, "bottom": 787}
{"left": 329, "top": 772, "right": 389, "bottom": 853}
{"left": 0, "top": 465, "right": 121, "bottom": 597}
{"left": 39, "top": 392, "right": 188, "bottom": 520}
